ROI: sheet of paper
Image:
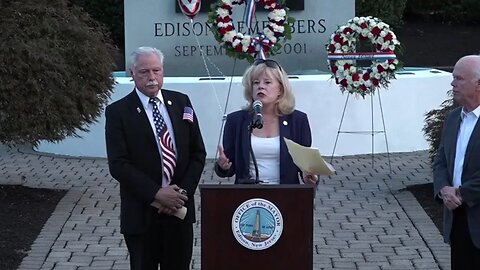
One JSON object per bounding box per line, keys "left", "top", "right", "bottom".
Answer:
{"left": 284, "top": 138, "right": 335, "bottom": 176}
{"left": 150, "top": 201, "right": 187, "bottom": 220}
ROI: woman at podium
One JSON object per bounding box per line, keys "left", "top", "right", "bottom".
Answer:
{"left": 215, "top": 59, "right": 318, "bottom": 185}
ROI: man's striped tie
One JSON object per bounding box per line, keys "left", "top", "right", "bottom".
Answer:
{"left": 149, "top": 97, "right": 176, "bottom": 183}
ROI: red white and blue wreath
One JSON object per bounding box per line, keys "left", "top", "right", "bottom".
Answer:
{"left": 326, "top": 16, "right": 401, "bottom": 96}
{"left": 208, "top": 0, "right": 295, "bottom": 62}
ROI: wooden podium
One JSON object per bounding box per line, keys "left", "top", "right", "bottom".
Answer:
{"left": 200, "top": 184, "right": 314, "bottom": 269}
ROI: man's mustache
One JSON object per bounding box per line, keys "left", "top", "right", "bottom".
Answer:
{"left": 146, "top": 81, "right": 158, "bottom": 86}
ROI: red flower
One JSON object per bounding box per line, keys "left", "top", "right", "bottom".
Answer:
{"left": 342, "top": 27, "right": 353, "bottom": 35}
{"left": 360, "top": 85, "right": 367, "bottom": 92}
{"left": 384, "top": 33, "right": 393, "bottom": 41}
{"left": 340, "top": 79, "right": 348, "bottom": 87}
{"left": 216, "top": 17, "right": 230, "bottom": 23}
{"left": 234, "top": 44, "right": 243, "bottom": 52}
{"left": 331, "top": 65, "right": 338, "bottom": 74}
{"left": 372, "top": 78, "right": 380, "bottom": 86}
{"left": 333, "top": 34, "right": 344, "bottom": 44}
{"left": 328, "top": 44, "right": 335, "bottom": 52}
{"left": 362, "top": 72, "right": 370, "bottom": 81}
{"left": 352, "top": 73, "right": 360, "bottom": 81}
{"left": 377, "top": 65, "right": 385, "bottom": 73}
{"left": 371, "top": 26, "right": 381, "bottom": 36}
{"left": 220, "top": 4, "right": 231, "bottom": 10}
{"left": 219, "top": 25, "right": 234, "bottom": 35}
{"left": 360, "top": 22, "right": 367, "bottom": 29}
{"left": 343, "top": 63, "right": 352, "bottom": 70}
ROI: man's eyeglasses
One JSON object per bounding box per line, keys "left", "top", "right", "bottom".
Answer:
{"left": 253, "top": 59, "right": 282, "bottom": 71}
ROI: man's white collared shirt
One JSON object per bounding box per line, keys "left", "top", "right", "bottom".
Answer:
{"left": 453, "top": 106, "right": 480, "bottom": 187}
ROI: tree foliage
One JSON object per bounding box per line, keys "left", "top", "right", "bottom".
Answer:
{"left": 0, "top": 0, "right": 116, "bottom": 146}
{"left": 71, "top": 0, "right": 124, "bottom": 50}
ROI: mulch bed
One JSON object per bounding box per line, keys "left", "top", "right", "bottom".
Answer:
{"left": 407, "top": 182, "right": 443, "bottom": 233}
{"left": 0, "top": 185, "right": 66, "bottom": 270}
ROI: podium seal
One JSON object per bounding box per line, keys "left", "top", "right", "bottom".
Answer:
{"left": 231, "top": 198, "right": 283, "bottom": 250}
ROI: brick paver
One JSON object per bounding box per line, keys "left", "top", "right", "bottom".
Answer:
{"left": 0, "top": 145, "right": 449, "bottom": 270}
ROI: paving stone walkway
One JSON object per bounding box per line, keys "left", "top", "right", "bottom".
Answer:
{"left": 0, "top": 145, "right": 450, "bottom": 269}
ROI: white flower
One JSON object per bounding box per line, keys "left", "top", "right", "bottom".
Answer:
{"left": 263, "top": 28, "right": 277, "bottom": 44}
{"left": 361, "top": 29, "right": 369, "bottom": 37}
{"left": 232, "top": 39, "right": 241, "bottom": 47}
{"left": 217, "top": 22, "right": 232, "bottom": 28}
{"left": 222, "top": 31, "right": 236, "bottom": 42}
{"left": 270, "top": 9, "right": 286, "bottom": 20}
{"left": 241, "top": 36, "right": 251, "bottom": 46}
{"left": 221, "top": 0, "right": 233, "bottom": 5}
{"left": 269, "top": 23, "right": 284, "bottom": 33}
{"left": 217, "top": 8, "right": 230, "bottom": 18}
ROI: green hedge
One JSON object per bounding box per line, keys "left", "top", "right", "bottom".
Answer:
{"left": 356, "top": 0, "right": 407, "bottom": 29}
{"left": 405, "top": 0, "right": 480, "bottom": 24}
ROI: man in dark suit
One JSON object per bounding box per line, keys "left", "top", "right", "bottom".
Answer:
{"left": 105, "top": 46, "right": 206, "bottom": 270}
{"left": 433, "top": 55, "right": 480, "bottom": 269}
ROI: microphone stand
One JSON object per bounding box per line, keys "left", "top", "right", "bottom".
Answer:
{"left": 247, "top": 123, "right": 261, "bottom": 184}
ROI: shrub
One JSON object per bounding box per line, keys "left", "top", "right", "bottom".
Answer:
{"left": 423, "top": 91, "right": 458, "bottom": 163}
{"left": 0, "top": 0, "right": 116, "bottom": 146}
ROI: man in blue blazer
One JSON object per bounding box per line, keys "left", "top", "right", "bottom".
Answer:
{"left": 433, "top": 55, "right": 480, "bottom": 269}
{"left": 105, "top": 47, "right": 206, "bottom": 270}
{"left": 215, "top": 59, "right": 318, "bottom": 185}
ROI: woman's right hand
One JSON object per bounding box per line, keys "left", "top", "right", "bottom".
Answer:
{"left": 217, "top": 145, "right": 232, "bottom": 170}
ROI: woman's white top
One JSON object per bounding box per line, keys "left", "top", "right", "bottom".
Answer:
{"left": 249, "top": 135, "right": 280, "bottom": 184}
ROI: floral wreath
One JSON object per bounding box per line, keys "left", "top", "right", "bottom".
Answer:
{"left": 207, "top": 0, "right": 295, "bottom": 62}
{"left": 326, "top": 16, "right": 401, "bottom": 96}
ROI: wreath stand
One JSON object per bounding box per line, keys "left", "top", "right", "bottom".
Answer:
{"left": 330, "top": 91, "right": 392, "bottom": 173}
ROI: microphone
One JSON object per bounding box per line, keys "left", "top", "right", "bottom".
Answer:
{"left": 252, "top": 100, "right": 263, "bottom": 129}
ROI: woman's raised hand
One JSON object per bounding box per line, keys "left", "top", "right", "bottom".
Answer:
{"left": 217, "top": 145, "right": 232, "bottom": 170}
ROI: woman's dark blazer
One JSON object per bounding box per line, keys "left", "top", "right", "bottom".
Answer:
{"left": 215, "top": 109, "right": 312, "bottom": 184}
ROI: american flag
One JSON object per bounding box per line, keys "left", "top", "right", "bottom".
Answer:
{"left": 183, "top": 106, "right": 194, "bottom": 123}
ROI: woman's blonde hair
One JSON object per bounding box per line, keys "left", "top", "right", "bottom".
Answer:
{"left": 241, "top": 61, "right": 295, "bottom": 115}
